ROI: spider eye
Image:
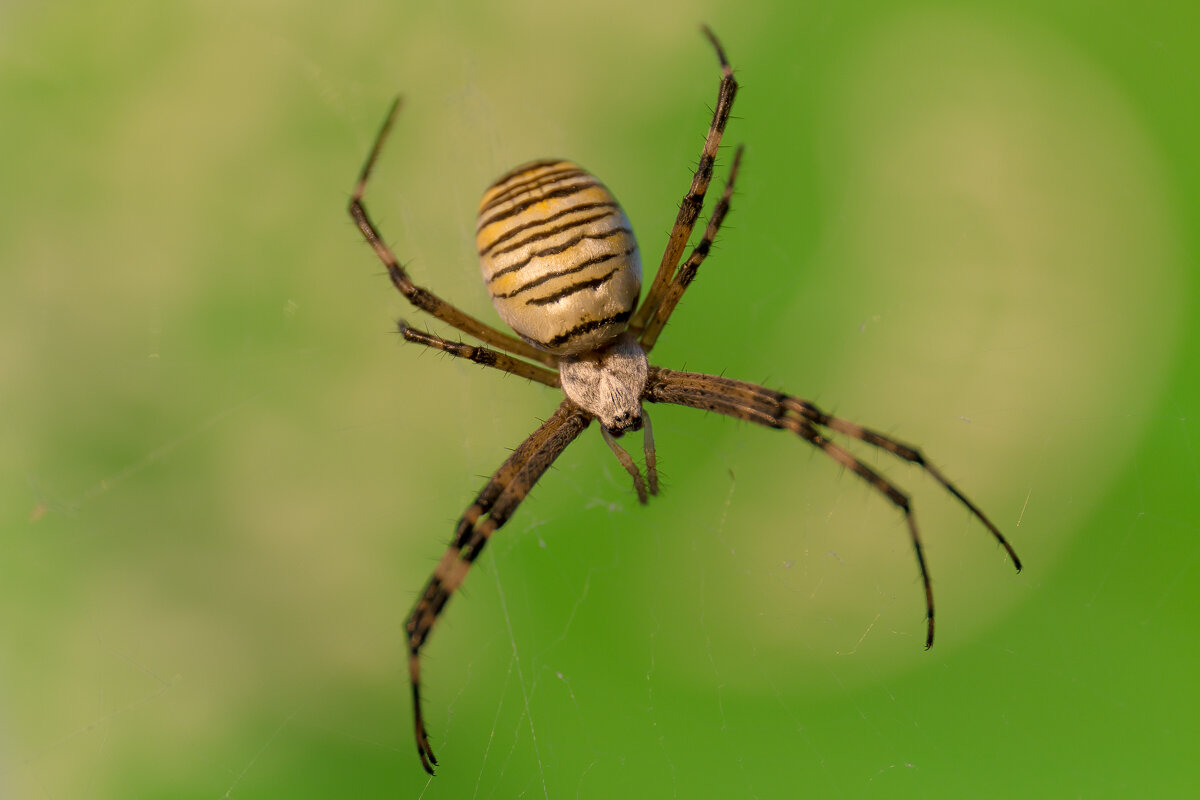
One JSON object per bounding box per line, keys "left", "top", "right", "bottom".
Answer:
{"left": 605, "top": 413, "right": 642, "bottom": 436}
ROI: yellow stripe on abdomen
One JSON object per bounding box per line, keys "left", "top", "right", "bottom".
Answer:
{"left": 477, "top": 161, "right": 641, "bottom": 355}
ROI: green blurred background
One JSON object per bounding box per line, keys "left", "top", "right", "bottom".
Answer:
{"left": 3, "top": 0, "right": 1197, "bottom": 797}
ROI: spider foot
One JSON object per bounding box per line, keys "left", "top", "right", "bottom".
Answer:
{"left": 416, "top": 727, "right": 438, "bottom": 776}
{"left": 411, "top": 674, "right": 438, "bottom": 774}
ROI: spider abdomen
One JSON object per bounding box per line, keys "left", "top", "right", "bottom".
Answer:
{"left": 476, "top": 160, "right": 642, "bottom": 355}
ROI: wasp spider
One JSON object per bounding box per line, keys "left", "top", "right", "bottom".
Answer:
{"left": 348, "top": 28, "right": 1022, "bottom": 775}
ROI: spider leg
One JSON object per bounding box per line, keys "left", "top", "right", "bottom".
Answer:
{"left": 631, "top": 26, "right": 739, "bottom": 334}
{"left": 641, "top": 409, "right": 659, "bottom": 496}
{"left": 397, "top": 321, "right": 560, "bottom": 388}
{"left": 349, "top": 98, "right": 557, "bottom": 367}
{"left": 780, "top": 396, "right": 1022, "bottom": 570}
{"left": 405, "top": 401, "right": 590, "bottom": 774}
{"left": 644, "top": 367, "right": 1021, "bottom": 649}
{"left": 638, "top": 145, "right": 744, "bottom": 352}
{"left": 601, "top": 427, "right": 649, "bottom": 504}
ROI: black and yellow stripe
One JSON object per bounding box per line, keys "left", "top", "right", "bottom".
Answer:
{"left": 477, "top": 160, "right": 642, "bottom": 355}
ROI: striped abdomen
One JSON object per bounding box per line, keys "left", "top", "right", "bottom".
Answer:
{"left": 477, "top": 160, "right": 641, "bottom": 355}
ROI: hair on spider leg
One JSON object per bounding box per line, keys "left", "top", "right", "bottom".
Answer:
{"left": 397, "top": 320, "right": 561, "bottom": 388}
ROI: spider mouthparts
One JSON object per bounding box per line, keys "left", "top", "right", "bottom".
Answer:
{"left": 605, "top": 416, "right": 643, "bottom": 437}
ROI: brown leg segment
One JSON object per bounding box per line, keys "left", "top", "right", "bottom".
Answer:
{"left": 349, "top": 98, "right": 557, "bottom": 367}
{"left": 404, "top": 401, "right": 590, "bottom": 774}
{"left": 638, "top": 145, "right": 744, "bottom": 352}
{"left": 601, "top": 427, "right": 649, "bottom": 504}
{"left": 644, "top": 367, "right": 1021, "bottom": 649}
{"left": 631, "top": 27, "right": 739, "bottom": 334}
{"left": 397, "top": 322, "right": 561, "bottom": 388}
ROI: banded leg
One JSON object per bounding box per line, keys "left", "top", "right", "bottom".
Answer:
{"left": 398, "top": 321, "right": 561, "bottom": 388}
{"left": 638, "top": 145, "right": 744, "bottom": 351}
{"left": 405, "top": 401, "right": 591, "bottom": 774}
{"left": 349, "top": 98, "right": 557, "bottom": 368}
{"left": 644, "top": 367, "right": 1021, "bottom": 648}
{"left": 780, "top": 395, "right": 1021, "bottom": 571}
{"left": 631, "top": 26, "right": 739, "bottom": 333}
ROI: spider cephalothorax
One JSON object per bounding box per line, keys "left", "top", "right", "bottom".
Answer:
{"left": 347, "top": 28, "right": 1022, "bottom": 776}
{"left": 558, "top": 333, "right": 648, "bottom": 434}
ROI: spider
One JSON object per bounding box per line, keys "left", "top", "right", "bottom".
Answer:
{"left": 348, "top": 28, "right": 1022, "bottom": 775}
